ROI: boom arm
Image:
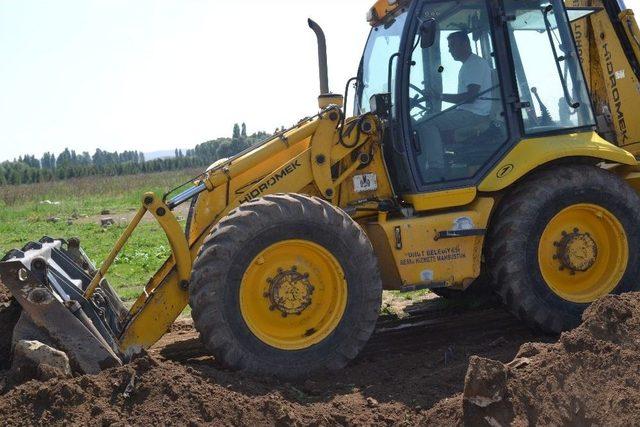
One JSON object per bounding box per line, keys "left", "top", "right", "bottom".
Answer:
{"left": 567, "top": 0, "right": 640, "bottom": 152}
{"left": 118, "top": 107, "right": 381, "bottom": 355}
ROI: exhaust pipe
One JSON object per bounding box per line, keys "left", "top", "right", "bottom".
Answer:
{"left": 308, "top": 19, "right": 343, "bottom": 109}
{"left": 308, "top": 19, "right": 329, "bottom": 95}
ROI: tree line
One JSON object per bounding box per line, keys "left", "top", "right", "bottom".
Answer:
{"left": 0, "top": 123, "right": 270, "bottom": 186}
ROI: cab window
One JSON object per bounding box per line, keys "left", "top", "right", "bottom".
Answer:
{"left": 504, "top": 0, "right": 596, "bottom": 134}
{"left": 408, "top": 0, "right": 509, "bottom": 186}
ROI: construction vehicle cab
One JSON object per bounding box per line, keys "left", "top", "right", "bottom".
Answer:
{"left": 360, "top": 0, "right": 597, "bottom": 193}
{"left": 1, "top": 0, "right": 640, "bottom": 379}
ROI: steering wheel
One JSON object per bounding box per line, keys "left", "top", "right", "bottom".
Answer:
{"left": 409, "top": 83, "right": 434, "bottom": 114}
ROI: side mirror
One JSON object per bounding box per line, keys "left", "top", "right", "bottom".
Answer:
{"left": 420, "top": 19, "right": 437, "bottom": 49}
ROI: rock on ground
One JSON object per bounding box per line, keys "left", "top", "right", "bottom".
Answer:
{"left": 100, "top": 218, "right": 115, "bottom": 227}
{"left": 463, "top": 356, "right": 513, "bottom": 426}
{"left": 11, "top": 340, "right": 72, "bottom": 383}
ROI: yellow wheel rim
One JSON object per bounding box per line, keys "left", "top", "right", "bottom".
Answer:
{"left": 240, "top": 239, "right": 348, "bottom": 350}
{"left": 538, "top": 203, "right": 628, "bottom": 304}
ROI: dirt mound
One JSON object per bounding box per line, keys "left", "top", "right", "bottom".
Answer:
{"left": 461, "top": 292, "right": 640, "bottom": 426}
{"left": 3, "top": 291, "right": 639, "bottom": 424}
{"left": 0, "top": 299, "right": 539, "bottom": 426}
{"left": 0, "top": 284, "right": 20, "bottom": 370}
{"left": 0, "top": 356, "right": 429, "bottom": 426}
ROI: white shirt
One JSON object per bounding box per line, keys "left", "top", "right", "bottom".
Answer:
{"left": 457, "top": 53, "right": 492, "bottom": 116}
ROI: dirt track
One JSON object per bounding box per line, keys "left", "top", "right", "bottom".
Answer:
{"left": 0, "top": 295, "right": 550, "bottom": 425}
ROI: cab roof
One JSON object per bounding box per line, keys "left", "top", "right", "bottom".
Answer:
{"left": 367, "top": 0, "right": 411, "bottom": 26}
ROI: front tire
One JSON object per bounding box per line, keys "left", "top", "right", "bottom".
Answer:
{"left": 487, "top": 165, "right": 640, "bottom": 333}
{"left": 189, "top": 194, "right": 382, "bottom": 378}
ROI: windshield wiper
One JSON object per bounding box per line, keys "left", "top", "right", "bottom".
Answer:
{"left": 542, "top": 5, "right": 580, "bottom": 109}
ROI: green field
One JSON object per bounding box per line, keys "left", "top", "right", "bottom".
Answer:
{"left": 0, "top": 169, "right": 202, "bottom": 302}
{"left": 0, "top": 168, "right": 445, "bottom": 313}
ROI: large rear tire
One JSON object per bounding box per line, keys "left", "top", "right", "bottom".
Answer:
{"left": 189, "top": 194, "right": 382, "bottom": 378}
{"left": 486, "top": 165, "right": 640, "bottom": 333}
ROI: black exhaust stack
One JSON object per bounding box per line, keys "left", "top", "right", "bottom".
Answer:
{"left": 308, "top": 19, "right": 329, "bottom": 95}
{"left": 308, "top": 19, "right": 344, "bottom": 109}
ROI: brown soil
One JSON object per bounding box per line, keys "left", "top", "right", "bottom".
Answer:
{"left": 455, "top": 292, "right": 640, "bottom": 426}
{"left": 0, "top": 283, "right": 20, "bottom": 370}
{"left": 8, "top": 291, "right": 640, "bottom": 425}
{"left": 77, "top": 203, "right": 191, "bottom": 226}
{"left": 0, "top": 295, "right": 545, "bottom": 425}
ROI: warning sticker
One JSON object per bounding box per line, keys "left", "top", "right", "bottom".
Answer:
{"left": 353, "top": 173, "right": 378, "bottom": 193}
{"left": 399, "top": 246, "right": 466, "bottom": 266}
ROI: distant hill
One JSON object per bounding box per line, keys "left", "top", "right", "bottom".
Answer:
{"left": 144, "top": 150, "right": 176, "bottom": 161}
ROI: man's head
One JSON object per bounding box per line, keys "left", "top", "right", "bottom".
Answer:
{"left": 447, "top": 31, "right": 472, "bottom": 61}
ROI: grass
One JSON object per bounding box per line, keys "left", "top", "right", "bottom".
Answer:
{"left": 0, "top": 169, "right": 202, "bottom": 302}
{"left": 0, "top": 169, "right": 487, "bottom": 314}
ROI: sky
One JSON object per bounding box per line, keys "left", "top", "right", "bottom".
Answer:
{"left": 0, "top": 0, "right": 372, "bottom": 161}
{"left": 0, "top": 0, "right": 638, "bottom": 162}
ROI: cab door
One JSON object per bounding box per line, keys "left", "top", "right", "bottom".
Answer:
{"left": 397, "top": 0, "right": 517, "bottom": 197}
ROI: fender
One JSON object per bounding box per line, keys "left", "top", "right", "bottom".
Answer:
{"left": 479, "top": 131, "right": 638, "bottom": 192}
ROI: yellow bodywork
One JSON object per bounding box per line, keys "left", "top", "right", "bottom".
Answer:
{"left": 117, "top": 109, "right": 388, "bottom": 354}
{"left": 365, "top": 198, "right": 494, "bottom": 290}
{"left": 566, "top": 0, "right": 640, "bottom": 153}
{"left": 479, "top": 131, "right": 636, "bottom": 192}
{"left": 403, "top": 188, "right": 477, "bottom": 212}
{"left": 111, "top": 120, "right": 640, "bottom": 355}
{"left": 107, "top": 1, "right": 640, "bottom": 356}
{"left": 368, "top": 0, "right": 410, "bottom": 25}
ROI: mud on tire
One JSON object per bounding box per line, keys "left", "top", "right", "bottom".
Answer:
{"left": 189, "top": 193, "right": 382, "bottom": 378}
{"left": 486, "top": 165, "right": 640, "bottom": 333}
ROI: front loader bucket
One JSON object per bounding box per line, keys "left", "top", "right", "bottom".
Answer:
{"left": 0, "top": 238, "right": 126, "bottom": 374}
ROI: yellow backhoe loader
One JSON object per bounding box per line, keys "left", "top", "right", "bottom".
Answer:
{"left": 1, "top": 0, "right": 640, "bottom": 378}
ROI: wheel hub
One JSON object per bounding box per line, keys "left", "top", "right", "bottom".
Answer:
{"left": 265, "top": 267, "right": 315, "bottom": 317}
{"left": 554, "top": 228, "right": 598, "bottom": 273}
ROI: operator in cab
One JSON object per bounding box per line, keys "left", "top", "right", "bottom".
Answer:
{"left": 422, "top": 31, "right": 492, "bottom": 180}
